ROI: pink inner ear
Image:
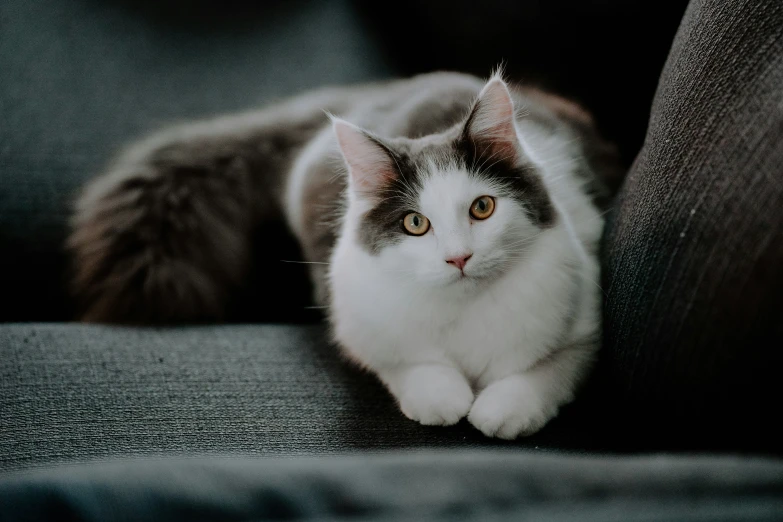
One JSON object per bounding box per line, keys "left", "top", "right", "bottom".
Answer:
{"left": 467, "top": 78, "right": 521, "bottom": 162}
{"left": 333, "top": 119, "right": 396, "bottom": 194}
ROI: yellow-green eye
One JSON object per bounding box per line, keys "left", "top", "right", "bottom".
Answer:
{"left": 470, "top": 196, "right": 495, "bottom": 220}
{"left": 402, "top": 213, "right": 430, "bottom": 236}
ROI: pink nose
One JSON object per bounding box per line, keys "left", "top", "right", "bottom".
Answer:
{"left": 445, "top": 253, "right": 473, "bottom": 271}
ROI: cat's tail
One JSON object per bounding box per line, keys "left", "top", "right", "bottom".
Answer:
{"left": 68, "top": 131, "right": 260, "bottom": 323}
{"left": 67, "top": 91, "right": 347, "bottom": 324}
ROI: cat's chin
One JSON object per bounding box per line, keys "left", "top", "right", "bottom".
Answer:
{"left": 439, "top": 269, "right": 498, "bottom": 291}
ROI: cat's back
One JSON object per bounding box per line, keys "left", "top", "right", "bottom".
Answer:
{"left": 341, "top": 72, "right": 485, "bottom": 139}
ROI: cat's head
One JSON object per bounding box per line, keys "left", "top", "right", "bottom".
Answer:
{"left": 333, "top": 75, "right": 556, "bottom": 289}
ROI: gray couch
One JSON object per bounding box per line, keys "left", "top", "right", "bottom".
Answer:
{"left": 2, "top": 0, "right": 783, "bottom": 519}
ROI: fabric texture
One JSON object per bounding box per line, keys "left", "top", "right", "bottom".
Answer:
{"left": 601, "top": 0, "right": 783, "bottom": 439}
{"left": 1, "top": 452, "right": 782, "bottom": 521}
{"left": 0, "top": 324, "right": 617, "bottom": 473}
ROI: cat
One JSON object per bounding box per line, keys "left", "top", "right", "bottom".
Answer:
{"left": 68, "top": 71, "right": 621, "bottom": 438}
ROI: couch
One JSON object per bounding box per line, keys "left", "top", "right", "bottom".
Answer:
{"left": 2, "top": 0, "right": 782, "bottom": 519}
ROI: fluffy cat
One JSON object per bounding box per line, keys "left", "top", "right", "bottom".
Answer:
{"left": 68, "top": 71, "right": 621, "bottom": 438}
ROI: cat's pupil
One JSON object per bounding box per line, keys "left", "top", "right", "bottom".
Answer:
{"left": 412, "top": 216, "right": 420, "bottom": 227}
{"left": 478, "top": 200, "right": 486, "bottom": 211}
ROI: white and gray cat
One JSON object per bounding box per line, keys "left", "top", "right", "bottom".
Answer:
{"left": 69, "top": 71, "right": 621, "bottom": 438}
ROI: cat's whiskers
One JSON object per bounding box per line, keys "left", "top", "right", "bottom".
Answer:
{"left": 502, "top": 229, "right": 550, "bottom": 248}
{"left": 559, "top": 262, "right": 608, "bottom": 298}
{"left": 476, "top": 149, "right": 516, "bottom": 174}
{"left": 475, "top": 147, "right": 505, "bottom": 172}
{"left": 484, "top": 150, "right": 518, "bottom": 170}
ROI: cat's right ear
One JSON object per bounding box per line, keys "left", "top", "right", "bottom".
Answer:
{"left": 331, "top": 118, "right": 397, "bottom": 196}
{"left": 461, "top": 75, "right": 526, "bottom": 166}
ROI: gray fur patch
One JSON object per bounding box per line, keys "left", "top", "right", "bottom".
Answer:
{"left": 355, "top": 96, "right": 559, "bottom": 255}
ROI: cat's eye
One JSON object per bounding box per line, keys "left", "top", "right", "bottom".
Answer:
{"left": 402, "top": 212, "right": 430, "bottom": 236}
{"left": 470, "top": 196, "right": 495, "bottom": 220}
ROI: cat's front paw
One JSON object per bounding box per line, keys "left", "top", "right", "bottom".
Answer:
{"left": 394, "top": 365, "right": 474, "bottom": 426}
{"left": 468, "top": 376, "right": 557, "bottom": 439}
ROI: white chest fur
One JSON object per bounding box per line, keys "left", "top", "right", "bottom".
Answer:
{"left": 329, "top": 221, "right": 587, "bottom": 388}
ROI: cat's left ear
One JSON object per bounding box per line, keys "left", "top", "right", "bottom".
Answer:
{"left": 462, "top": 76, "right": 524, "bottom": 164}
{"left": 332, "top": 118, "right": 397, "bottom": 197}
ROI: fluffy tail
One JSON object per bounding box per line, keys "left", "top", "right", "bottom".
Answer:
{"left": 69, "top": 134, "right": 259, "bottom": 323}
{"left": 67, "top": 92, "right": 345, "bottom": 323}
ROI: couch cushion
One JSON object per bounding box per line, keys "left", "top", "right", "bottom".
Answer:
{"left": 601, "top": 0, "right": 783, "bottom": 439}
{"left": 0, "top": 323, "right": 622, "bottom": 472}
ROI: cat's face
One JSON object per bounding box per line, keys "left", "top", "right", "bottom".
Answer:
{"left": 376, "top": 167, "right": 538, "bottom": 287}
{"left": 334, "top": 76, "right": 556, "bottom": 289}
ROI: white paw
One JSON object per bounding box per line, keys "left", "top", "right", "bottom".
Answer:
{"left": 395, "top": 366, "right": 474, "bottom": 426}
{"left": 468, "top": 376, "right": 557, "bottom": 439}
